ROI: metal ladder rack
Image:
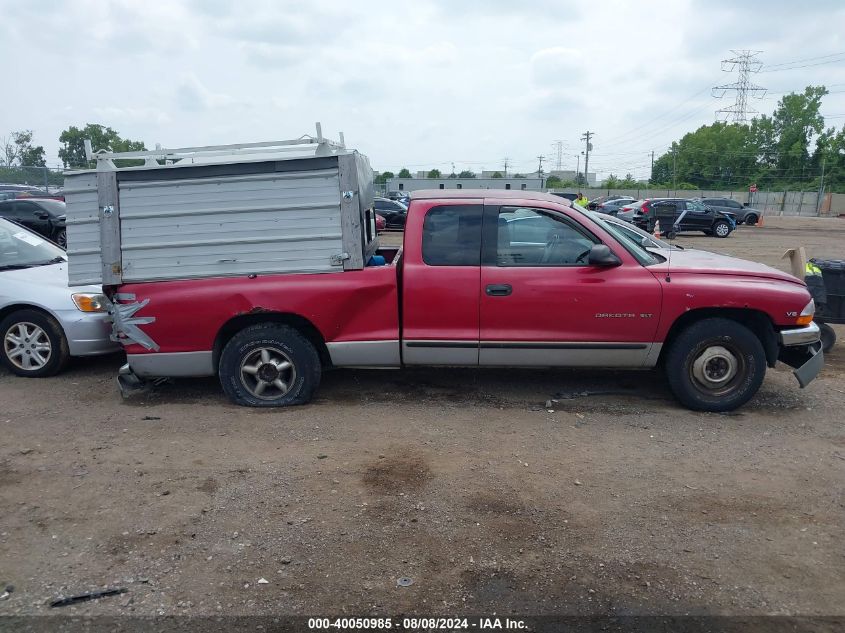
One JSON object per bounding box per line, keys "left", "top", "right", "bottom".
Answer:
{"left": 83, "top": 122, "right": 347, "bottom": 169}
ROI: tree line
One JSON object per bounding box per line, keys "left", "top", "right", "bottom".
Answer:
{"left": 649, "top": 85, "right": 843, "bottom": 193}
{"left": 5, "top": 87, "right": 844, "bottom": 194}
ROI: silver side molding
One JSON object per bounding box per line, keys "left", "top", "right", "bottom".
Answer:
{"left": 326, "top": 340, "right": 400, "bottom": 367}
{"left": 128, "top": 351, "right": 215, "bottom": 377}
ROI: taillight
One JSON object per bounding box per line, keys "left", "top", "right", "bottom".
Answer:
{"left": 641, "top": 202, "right": 651, "bottom": 215}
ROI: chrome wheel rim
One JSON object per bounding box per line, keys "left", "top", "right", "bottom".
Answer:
{"left": 4, "top": 322, "right": 52, "bottom": 371}
{"left": 690, "top": 345, "right": 741, "bottom": 395}
{"left": 239, "top": 347, "right": 296, "bottom": 400}
{"left": 715, "top": 223, "right": 730, "bottom": 237}
{"left": 56, "top": 230, "right": 67, "bottom": 248}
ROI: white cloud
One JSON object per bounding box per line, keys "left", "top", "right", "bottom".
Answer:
{"left": 1, "top": 0, "right": 843, "bottom": 178}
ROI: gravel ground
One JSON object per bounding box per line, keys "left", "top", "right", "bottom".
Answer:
{"left": 0, "top": 218, "right": 843, "bottom": 620}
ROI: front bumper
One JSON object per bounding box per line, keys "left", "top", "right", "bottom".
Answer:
{"left": 57, "top": 310, "right": 122, "bottom": 357}
{"left": 777, "top": 322, "right": 823, "bottom": 388}
{"left": 779, "top": 322, "right": 820, "bottom": 347}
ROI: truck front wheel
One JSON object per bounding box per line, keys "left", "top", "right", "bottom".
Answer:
{"left": 219, "top": 323, "right": 321, "bottom": 407}
{"left": 665, "top": 318, "right": 766, "bottom": 412}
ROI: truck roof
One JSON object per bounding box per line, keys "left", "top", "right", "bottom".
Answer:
{"left": 409, "top": 189, "right": 573, "bottom": 206}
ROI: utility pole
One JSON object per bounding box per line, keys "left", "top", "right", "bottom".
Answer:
{"left": 581, "top": 131, "right": 593, "bottom": 188}
{"left": 650, "top": 150, "right": 654, "bottom": 179}
{"left": 551, "top": 140, "right": 564, "bottom": 171}
{"left": 672, "top": 146, "right": 677, "bottom": 195}
{"left": 817, "top": 157, "right": 827, "bottom": 215}
{"left": 502, "top": 157, "right": 509, "bottom": 177}
{"left": 712, "top": 50, "right": 766, "bottom": 123}
{"left": 536, "top": 155, "right": 545, "bottom": 178}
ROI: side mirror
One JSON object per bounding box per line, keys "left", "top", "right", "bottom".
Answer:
{"left": 588, "top": 244, "right": 622, "bottom": 267}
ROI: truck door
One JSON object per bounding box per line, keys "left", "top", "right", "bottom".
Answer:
{"left": 478, "top": 204, "right": 662, "bottom": 367}
{"left": 401, "top": 201, "right": 483, "bottom": 364}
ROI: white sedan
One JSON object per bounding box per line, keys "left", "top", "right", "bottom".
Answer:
{"left": 0, "top": 218, "right": 119, "bottom": 377}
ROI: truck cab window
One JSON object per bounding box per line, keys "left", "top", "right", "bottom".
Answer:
{"left": 497, "top": 207, "right": 596, "bottom": 266}
{"left": 421, "top": 205, "right": 482, "bottom": 266}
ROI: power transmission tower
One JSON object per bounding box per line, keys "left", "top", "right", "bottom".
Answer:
{"left": 712, "top": 50, "right": 767, "bottom": 123}
{"left": 581, "top": 131, "right": 593, "bottom": 187}
{"left": 551, "top": 141, "right": 565, "bottom": 171}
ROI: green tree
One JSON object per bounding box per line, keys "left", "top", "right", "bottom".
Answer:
{"left": 491, "top": 171, "right": 503, "bottom": 178}
{"left": 427, "top": 168, "right": 442, "bottom": 178}
{"left": 813, "top": 123, "right": 845, "bottom": 193}
{"left": 374, "top": 170, "right": 394, "bottom": 185}
{"left": 602, "top": 173, "right": 620, "bottom": 188}
{"left": 1, "top": 130, "right": 46, "bottom": 167}
{"left": 58, "top": 124, "right": 146, "bottom": 168}
{"left": 545, "top": 175, "right": 562, "bottom": 188}
{"left": 512, "top": 173, "right": 525, "bottom": 178}
{"left": 457, "top": 170, "right": 476, "bottom": 178}
{"left": 397, "top": 168, "right": 412, "bottom": 178}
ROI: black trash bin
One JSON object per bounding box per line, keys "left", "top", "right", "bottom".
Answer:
{"left": 811, "top": 259, "right": 845, "bottom": 320}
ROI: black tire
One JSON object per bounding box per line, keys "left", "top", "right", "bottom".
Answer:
{"left": 665, "top": 318, "right": 766, "bottom": 412}
{"left": 55, "top": 228, "right": 67, "bottom": 248}
{"left": 713, "top": 220, "right": 731, "bottom": 238}
{"left": 0, "top": 309, "right": 70, "bottom": 377}
{"left": 665, "top": 231, "right": 677, "bottom": 240}
{"left": 218, "top": 323, "right": 321, "bottom": 407}
{"left": 745, "top": 214, "right": 758, "bottom": 226}
{"left": 819, "top": 322, "right": 836, "bottom": 353}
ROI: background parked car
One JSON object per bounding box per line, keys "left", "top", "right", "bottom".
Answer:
{"left": 549, "top": 192, "right": 578, "bottom": 202}
{"left": 0, "top": 198, "right": 67, "bottom": 247}
{"left": 0, "top": 218, "right": 118, "bottom": 377}
{"left": 633, "top": 198, "right": 735, "bottom": 238}
{"left": 700, "top": 197, "right": 761, "bottom": 225}
{"left": 596, "top": 196, "right": 637, "bottom": 216}
{"left": 0, "top": 184, "right": 64, "bottom": 202}
{"left": 375, "top": 214, "right": 386, "bottom": 232}
{"left": 587, "top": 194, "right": 633, "bottom": 210}
{"left": 374, "top": 197, "right": 408, "bottom": 229}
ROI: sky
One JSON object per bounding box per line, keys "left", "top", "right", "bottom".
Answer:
{"left": 2, "top": 0, "right": 844, "bottom": 181}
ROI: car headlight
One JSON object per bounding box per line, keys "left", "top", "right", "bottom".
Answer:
{"left": 795, "top": 298, "right": 815, "bottom": 326}
{"left": 72, "top": 293, "right": 108, "bottom": 313}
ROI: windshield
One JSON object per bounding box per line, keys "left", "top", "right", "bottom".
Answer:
{"left": 0, "top": 218, "right": 66, "bottom": 270}
{"left": 578, "top": 208, "right": 660, "bottom": 266}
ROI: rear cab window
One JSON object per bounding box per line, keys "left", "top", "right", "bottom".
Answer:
{"left": 421, "top": 205, "right": 482, "bottom": 266}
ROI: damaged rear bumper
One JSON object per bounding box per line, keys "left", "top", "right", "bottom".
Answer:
{"left": 778, "top": 323, "right": 823, "bottom": 388}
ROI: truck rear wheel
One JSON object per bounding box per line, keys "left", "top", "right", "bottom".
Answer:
{"left": 219, "top": 324, "right": 321, "bottom": 407}
{"left": 665, "top": 318, "right": 765, "bottom": 412}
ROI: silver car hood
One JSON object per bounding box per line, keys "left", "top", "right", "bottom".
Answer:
{"left": 2, "top": 261, "right": 100, "bottom": 294}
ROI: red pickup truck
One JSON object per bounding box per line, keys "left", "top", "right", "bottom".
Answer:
{"left": 111, "top": 190, "right": 822, "bottom": 412}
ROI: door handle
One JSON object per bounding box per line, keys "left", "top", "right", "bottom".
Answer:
{"left": 485, "top": 284, "right": 512, "bottom": 296}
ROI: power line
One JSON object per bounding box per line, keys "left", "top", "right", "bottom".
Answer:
{"left": 601, "top": 84, "right": 713, "bottom": 147}
{"left": 761, "top": 50, "right": 845, "bottom": 70}
{"left": 713, "top": 50, "right": 766, "bottom": 123}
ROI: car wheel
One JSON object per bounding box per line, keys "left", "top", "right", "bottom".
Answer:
{"left": 218, "top": 323, "right": 321, "bottom": 407}
{"left": 665, "top": 318, "right": 766, "bottom": 412}
{"left": 819, "top": 323, "right": 836, "bottom": 353}
{"left": 0, "top": 309, "right": 70, "bottom": 377}
{"left": 55, "top": 228, "right": 67, "bottom": 248}
{"left": 713, "top": 221, "right": 731, "bottom": 238}
{"left": 745, "top": 214, "right": 758, "bottom": 226}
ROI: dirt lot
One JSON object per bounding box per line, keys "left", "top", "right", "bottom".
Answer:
{"left": 0, "top": 217, "right": 843, "bottom": 620}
